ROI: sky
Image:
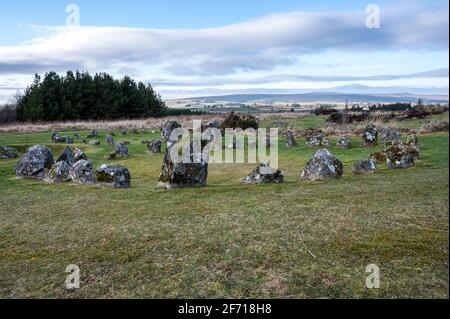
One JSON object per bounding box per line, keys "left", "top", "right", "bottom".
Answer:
{"left": 0, "top": 0, "right": 448, "bottom": 103}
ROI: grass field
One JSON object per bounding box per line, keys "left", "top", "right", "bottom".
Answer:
{"left": 0, "top": 115, "right": 448, "bottom": 298}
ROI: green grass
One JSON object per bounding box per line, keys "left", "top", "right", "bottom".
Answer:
{"left": 0, "top": 123, "right": 448, "bottom": 298}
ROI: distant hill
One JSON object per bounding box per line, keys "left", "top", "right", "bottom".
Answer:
{"left": 179, "top": 92, "right": 449, "bottom": 104}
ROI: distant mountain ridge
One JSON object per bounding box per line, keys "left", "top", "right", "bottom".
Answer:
{"left": 181, "top": 92, "right": 449, "bottom": 104}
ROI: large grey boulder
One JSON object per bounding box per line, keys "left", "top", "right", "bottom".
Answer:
{"left": 243, "top": 163, "right": 284, "bottom": 184}
{"left": 336, "top": 136, "right": 352, "bottom": 149}
{"left": 56, "top": 146, "right": 76, "bottom": 166}
{"left": 0, "top": 146, "right": 18, "bottom": 159}
{"left": 46, "top": 161, "right": 71, "bottom": 182}
{"left": 300, "top": 149, "right": 343, "bottom": 181}
{"left": 69, "top": 160, "right": 95, "bottom": 184}
{"left": 147, "top": 140, "right": 162, "bottom": 154}
{"left": 384, "top": 141, "right": 415, "bottom": 169}
{"left": 15, "top": 145, "right": 54, "bottom": 179}
{"left": 96, "top": 164, "right": 131, "bottom": 188}
{"left": 161, "top": 121, "right": 181, "bottom": 141}
{"left": 361, "top": 123, "right": 378, "bottom": 147}
{"left": 352, "top": 159, "right": 377, "bottom": 174}
{"left": 380, "top": 127, "right": 401, "bottom": 142}
{"left": 158, "top": 140, "right": 208, "bottom": 189}
{"left": 286, "top": 131, "right": 298, "bottom": 147}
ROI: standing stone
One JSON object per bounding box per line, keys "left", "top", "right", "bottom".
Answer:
{"left": 352, "top": 159, "right": 377, "bottom": 174}
{"left": 161, "top": 121, "right": 181, "bottom": 141}
{"left": 384, "top": 141, "right": 415, "bottom": 169}
{"left": 361, "top": 123, "right": 378, "bottom": 147}
{"left": 56, "top": 146, "right": 76, "bottom": 166}
{"left": 336, "top": 136, "right": 352, "bottom": 149}
{"left": 243, "top": 163, "right": 284, "bottom": 184}
{"left": 46, "top": 161, "right": 71, "bottom": 182}
{"left": 86, "top": 130, "right": 98, "bottom": 138}
{"left": 73, "top": 147, "right": 88, "bottom": 162}
{"left": 15, "top": 145, "right": 54, "bottom": 179}
{"left": 0, "top": 146, "right": 18, "bottom": 159}
{"left": 116, "top": 141, "right": 129, "bottom": 157}
{"left": 300, "top": 149, "right": 343, "bottom": 181}
{"left": 286, "top": 131, "right": 298, "bottom": 147}
{"left": 69, "top": 160, "right": 95, "bottom": 184}
{"left": 106, "top": 135, "right": 115, "bottom": 145}
{"left": 380, "top": 127, "right": 401, "bottom": 142}
{"left": 201, "top": 120, "right": 221, "bottom": 132}
{"left": 96, "top": 164, "right": 131, "bottom": 188}
{"left": 121, "top": 128, "right": 127, "bottom": 135}
{"left": 405, "top": 134, "right": 420, "bottom": 159}
{"left": 158, "top": 140, "right": 208, "bottom": 189}
{"left": 147, "top": 140, "right": 162, "bottom": 154}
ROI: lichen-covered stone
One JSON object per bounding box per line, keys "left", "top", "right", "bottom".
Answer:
{"left": 336, "top": 136, "right": 352, "bottom": 149}
{"left": 115, "top": 141, "right": 129, "bottom": 156}
{"left": 121, "top": 128, "right": 127, "bottom": 135}
{"left": 147, "top": 140, "right": 162, "bottom": 153}
{"left": 243, "top": 163, "right": 284, "bottom": 184}
{"left": 405, "top": 134, "right": 420, "bottom": 159}
{"left": 300, "top": 149, "right": 343, "bottom": 181}
{"left": 106, "top": 135, "right": 115, "bottom": 145}
{"left": 51, "top": 133, "right": 73, "bottom": 144}
{"left": 0, "top": 146, "right": 18, "bottom": 159}
{"left": 56, "top": 146, "right": 76, "bottom": 166}
{"left": 46, "top": 161, "right": 71, "bottom": 182}
{"left": 361, "top": 123, "right": 378, "bottom": 147}
{"left": 15, "top": 145, "right": 54, "bottom": 179}
{"left": 96, "top": 164, "right": 131, "bottom": 188}
{"left": 286, "top": 131, "right": 298, "bottom": 147}
{"left": 305, "top": 133, "right": 331, "bottom": 147}
{"left": 161, "top": 121, "right": 181, "bottom": 141}
{"left": 380, "top": 127, "right": 401, "bottom": 142}
{"left": 73, "top": 147, "right": 88, "bottom": 162}
{"left": 352, "top": 159, "right": 377, "bottom": 174}
{"left": 370, "top": 151, "right": 387, "bottom": 164}
{"left": 69, "top": 160, "right": 95, "bottom": 184}
{"left": 158, "top": 140, "right": 208, "bottom": 189}
{"left": 384, "top": 141, "right": 415, "bottom": 169}
{"left": 86, "top": 130, "right": 98, "bottom": 138}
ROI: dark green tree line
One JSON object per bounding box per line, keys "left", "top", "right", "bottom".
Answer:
{"left": 16, "top": 71, "right": 167, "bottom": 122}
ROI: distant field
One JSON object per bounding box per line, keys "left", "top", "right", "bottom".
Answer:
{"left": 0, "top": 114, "right": 448, "bottom": 298}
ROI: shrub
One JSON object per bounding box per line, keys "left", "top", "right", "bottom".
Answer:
{"left": 220, "top": 112, "right": 259, "bottom": 131}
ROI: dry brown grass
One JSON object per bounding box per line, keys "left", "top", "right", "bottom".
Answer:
{"left": 418, "top": 121, "right": 449, "bottom": 134}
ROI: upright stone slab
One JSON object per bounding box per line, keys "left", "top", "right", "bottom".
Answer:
{"left": 15, "top": 145, "right": 54, "bottom": 179}
{"left": 405, "top": 134, "right": 420, "bottom": 159}
{"left": 56, "top": 146, "right": 76, "bottom": 166}
{"left": 73, "top": 147, "right": 88, "bottom": 162}
{"left": 300, "top": 149, "right": 343, "bottom": 181}
{"left": 285, "top": 131, "right": 298, "bottom": 147}
{"left": 161, "top": 121, "right": 181, "bottom": 141}
{"left": 115, "top": 141, "right": 129, "bottom": 157}
{"left": 384, "top": 141, "right": 415, "bottom": 169}
{"left": 96, "top": 164, "right": 131, "bottom": 188}
{"left": 106, "top": 135, "right": 115, "bottom": 145}
{"left": 69, "top": 160, "right": 95, "bottom": 184}
{"left": 243, "top": 163, "right": 284, "bottom": 184}
{"left": 46, "top": 161, "right": 71, "bottom": 182}
{"left": 147, "top": 140, "right": 162, "bottom": 154}
{"left": 361, "top": 123, "right": 378, "bottom": 147}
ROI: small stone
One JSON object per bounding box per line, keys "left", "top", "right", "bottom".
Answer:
{"left": 86, "top": 130, "right": 98, "bottom": 138}
{"left": 46, "top": 161, "right": 71, "bottom": 182}
{"left": 106, "top": 135, "right": 115, "bottom": 145}
{"left": 0, "top": 146, "right": 18, "bottom": 159}
{"left": 69, "top": 160, "right": 95, "bottom": 184}
{"left": 147, "top": 140, "right": 162, "bottom": 153}
{"left": 300, "top": 149, "right": 343, "bottom": 181}
{"left": 286, "top": 131, "right": 298, "bottom": 147}
{"left": 96, "top": 164, "right": 131, "bottom": 188}
{"left": 243, "top": 163, "right": 284, "bottom": 184}
{"left": 89, "top": 139, "right": 100, "bottom": 145}
{"left": 15, "top": 145, "right": 54, "bottom": 179}
{"left": 336, "top": 136, "right": 352, "bottom": 149}
{"left": 352, "top": 159, "right": 377, "bottom": 174}
{"left": 305, "top": 133, "right": 331, "bottom": 147}
{"left": 121, "top": 128, "right": 127, "bottom": 135}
